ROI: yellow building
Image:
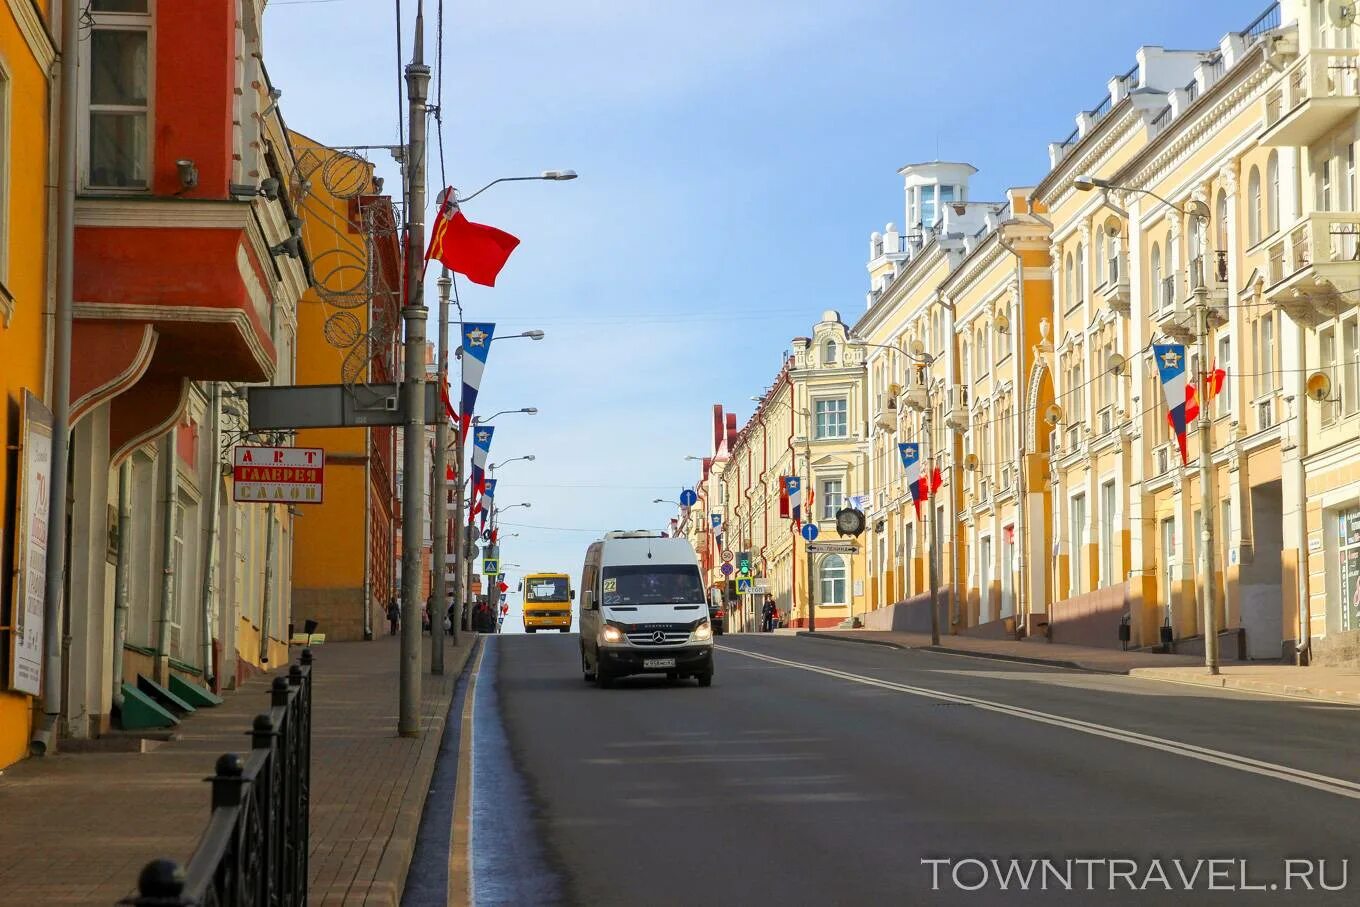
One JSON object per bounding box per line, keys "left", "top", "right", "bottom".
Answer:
{"left": 288, "top": 133, "right": 402, "bottom": 641}
{"left": 0, "top": 0, "right": 54, "bottom": 769}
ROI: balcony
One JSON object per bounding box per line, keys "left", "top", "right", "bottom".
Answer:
{"left": 1260, "top": 48, "right": 1360, "bottom": 147}
{"left": 1098, "top": 253, "right": 1130, "bottom": 315}
{"left": 1187, "top": 252, "right": 1229, "bottom": 327}
{"left": 1263, "top": 212, "right": 1360, "bottom": 325}
{"left": 874, "top": 393, "right": 899, "bottom": 431}
{"left": 1151, "top": 273, "right": 1194, "bottom": 342}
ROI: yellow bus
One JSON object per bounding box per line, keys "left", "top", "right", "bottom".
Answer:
{"left": 522, "top": 572, "right": 573, "bottom": 633}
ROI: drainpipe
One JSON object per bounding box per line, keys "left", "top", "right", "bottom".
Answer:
{"left": 363, "top": 432, "right": 373, "bottom": 640}
{"left": 31, "top": 0, "right": 81, "bottom": 757}
{"left": 110, "top": 460, "right": 132, "bottom": 710}
{"left": 259, "top": 506, "right": 277, "bottom": 665}
{"left": 199, "top": 384, "right": 222, "bottom": 687}
{"left": 155, "top": 428, "right": 178, "bottom": 685}
{"left": 998, "top": 229, "right": 1029, "bottom": 636}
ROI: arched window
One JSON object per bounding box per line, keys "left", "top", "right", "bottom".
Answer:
{"left": 1266, "top": 151, "right": 1280, "bottom": 232}
{"left": 1215, "top": 190, "right": 1228, "bottom": 251}
{"left": 820, "top": 555, "right": 847, "bottom": 605}
{"left": 1150, "top": 243, "right": 1162, "bottom": 309}
{"left": 1248, "top": 166, "right": 1262, "bottom": 245}
{"left": 977, "top": 327, "right": 987, "bottom": 374}
{"left": 1065, "top": 252, "right": 1075, "bottom": 308}
{"left": 1096, "top": 232, "right": 1106, "bottom": 286}
{"left": 1075, "top": 242, "right": 1085, "bottom": 301}
{"left": 960, "top": 339, "right": 971, "bottom": 386}
{"left": 824, "top": 339, "right": 838, "bottom": 365}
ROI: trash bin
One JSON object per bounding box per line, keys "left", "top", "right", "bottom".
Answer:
{"left": 303, "top": 619, "right": 319, "bottom": 635}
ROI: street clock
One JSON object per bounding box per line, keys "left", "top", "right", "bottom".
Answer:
{"left": 835, "top": 507, "right": 867, "bottom": 538}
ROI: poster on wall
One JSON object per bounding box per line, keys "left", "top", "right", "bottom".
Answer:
{"left": 8, "top": 392, "right": 53, "bottom": 696}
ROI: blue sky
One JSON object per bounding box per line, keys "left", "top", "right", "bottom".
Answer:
{"left": 265, "top": 0, "right": 1266, "bottom": 624}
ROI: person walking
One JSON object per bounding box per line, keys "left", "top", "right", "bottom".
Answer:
{"left": 387, "top": 598, "right": 401, "bottom": 636}
{"left": 761, "top": 595, "right": 775, "bottom": 632}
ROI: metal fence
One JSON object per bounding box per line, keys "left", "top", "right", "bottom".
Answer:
{"left": 121, "top": 650, "right": 313, "bottom": 907}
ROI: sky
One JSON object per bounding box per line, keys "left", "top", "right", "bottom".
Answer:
{"left": 264, "top": 0, "right": 1268, "bottom": 630}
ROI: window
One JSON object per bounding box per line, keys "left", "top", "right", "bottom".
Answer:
{"left": 978, "top": 536, "right": 993, "bottom": 623}
{"left": 1255, "top": 312, "right": 1278, "bottom": 397}
{"left": 820, "top": 478, "right": 843, "bottom": 520}
{"left": 823, "top": 339, "right": 838, "bottom": 365}
{"left": 1344, "top": 316, "right": 1359, "bottom": 417}
{"left": 1347, "top": 142, "right": 1357, "bottom": 212}
{"left": 820, "top": 555, "right": 847, "bottom": 605}
{"left": 1322, "top": 326, "right": 1339, "bottom": 424}
{"left": 960, "top": 339, "right": 971, "bottom": 386}
{"left": 814, "top": 398, "right": 848, "bottom": 439}
{"left": 921, "top": 185, "right": 937, "bottom": 227}
{"left": 1075, "top": 242, "right": 1085, "bottom": 302}
{"left": 1150, "top": 243, "right": 1162, "bottom": 309}
{"left": 1319, "top": 149, "right": 1334, "bottom": 213}
{"left": 940, "top": 185, "right": 955, "bottom": 208}
{"left": 1160, "top": 517, "right": 1176, "bottom": 612}
{"left": 1065, "top": 252, "right": 1075, "bottom": 309}
{"left": 1072, "top": 360, "right": 1085, "bottom": 425}
{"left": 1000, "top": 530, "right": 1015, "bottom": 618}
{"left": 1216, "top": 335, "right": 1232, "bottom": 417}
{"left": 1247, "top": 166, "right": 1261, "bottom": 245}
{"left": 87, "top": 1, "right": 152, "bottom": 189}
{"left": 1266, "top": 151, "right": 1280, "bottom": 232}
{"left": 1096, "top": 232, "right": 1106, "bottom": 286}
{"left": 1070, "top": 493, "right": 1087, "bottom": 594}
{"left": 1100, "top": 480, "right": 1117, "bottom": 588}
{"left": 976, "top": 327, "right": 988, "bottom": 375}
{"left": 1215, "top": 190, "right": 1229, "bottom": 252}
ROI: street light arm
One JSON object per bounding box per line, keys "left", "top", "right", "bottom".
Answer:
{"left": 1074, "top": 176, "right": 1207, "bottom": 220}
{"left": 454, "top": 171, "right": 577, "bottom": 204}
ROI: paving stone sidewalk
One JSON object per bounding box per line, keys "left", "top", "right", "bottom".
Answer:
{"left": 795, "top": 629, "right": 1360, "bottom": 706}
{"left": 0, "top": 633, "right": 475, "bottom": 905}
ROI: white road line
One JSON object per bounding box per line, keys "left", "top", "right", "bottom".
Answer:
{"left": 719, "top": 645, "right": 1360, "bottom": 801}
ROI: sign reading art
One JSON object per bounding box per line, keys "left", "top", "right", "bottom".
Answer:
{"left": 9, "top": 392, "right": 53, "bottom": 695}
{"left": 233, "top": 446, "right": 325, "bottom": 504}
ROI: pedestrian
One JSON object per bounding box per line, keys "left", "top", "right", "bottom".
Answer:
{"left": 761, "top": 595, "right": 775, "bottom": 632}
{"left": 422, "top": 604, "right": 431, "bottom": 635}
{"left": 387, "top": 598, "right": 400, "bottom": 636}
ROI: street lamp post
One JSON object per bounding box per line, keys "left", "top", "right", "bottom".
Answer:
{"left": 431, "top": 270, "right": 453, "bottom": 671}
{"left": 1075, "top": 175, "right": 1218, "bottom": 674}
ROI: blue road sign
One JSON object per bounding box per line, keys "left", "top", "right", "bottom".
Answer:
{"left": 801, "top": 523, "right": 820, "bottom": 542}
{"left": 679, "top": 488, "right": 698, "bottom": 507}
{"left": 720, "top": 563, "right": 734, "bottom": 576}
{"left": 736, "top": 577, "right": 754, "bottom": 594}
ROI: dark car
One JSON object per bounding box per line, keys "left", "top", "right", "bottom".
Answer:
{"left": 707, "top": 600, "right": 727, "bottom": 635}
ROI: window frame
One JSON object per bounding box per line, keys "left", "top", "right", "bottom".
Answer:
{"left": 1069, "top": 491, "right": 1087, "bottom": 595}
{"left": 819, "top": 477, "right": 844, "bottom": 521}
{"left": 813, "top": 397, "right": 849, "bottom": 440}
{"left": 819, "top": 554, "right": 847, "bottom": 606}
{"left": 1247, "top": 166, "right": 1262, "bottom": 246}
{"left": 81, "top": 1, "right": 155, "bottom": 193}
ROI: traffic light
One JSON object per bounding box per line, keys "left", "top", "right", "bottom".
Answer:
{"left": 736, "top": 551, "right": 752, "bottom": 576}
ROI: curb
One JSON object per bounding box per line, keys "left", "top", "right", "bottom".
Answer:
{"left": 921, "top": 645, "right": 1101, "bottom": 673}
{"left": 795, "top": 631, "right": 905, "bottom": 650}
{"left": 1126, "top": 668, "right": 1360, "bottom": 706}
{"left": 368, "top": 637, "right": 480, "bottom": 906}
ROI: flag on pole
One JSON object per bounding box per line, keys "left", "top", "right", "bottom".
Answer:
{"left": 782, "top": 476, "right": 803, "bottom": 529}
{"left": 469, "top": 424, "right": 494, "bottom": 513}
{"left": 439, "top": 375, "right": 458, "bottom": 423}
{"left": 1153, "top": 344, "right": 1191, "bottom": 464}
{"left": 425, "top": 194, "right": 521, "bottom": 287}
{"left": 459, "top": 322, "right": 495, "bottom": 437}
{"left": 899, "top": 442, "right": 923, "bottom": 519}
{"left": 478, "top": 478, "right": 497, "bottom": 529}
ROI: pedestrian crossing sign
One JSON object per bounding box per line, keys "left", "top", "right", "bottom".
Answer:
{"left": 736, "top": 577, "right": 753, "bottom": 594}
{"left": 483, "top": 558, "right": 499, "bottom": 575}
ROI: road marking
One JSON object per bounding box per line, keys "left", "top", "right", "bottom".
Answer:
{"left": 448, "top": 642, "right": 485, "bottom": 907}
{"left": 720, "top": 645, "right": 1360, "bottom": 801}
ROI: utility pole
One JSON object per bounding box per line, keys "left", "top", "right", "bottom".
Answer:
{"left": 463, "top": 435, "right": 480, "bottom": 634}
{"left": 1192, "top": 264, "right": 1220, "bottom": 675}
{"left": 398, "top": 1, "right": 431, "bottom": 737}
{"left": 922, "top": 408, "right": 941, "bottom": 647}
{"left": 430, "top": 270, "right": 452, "bottom": 671}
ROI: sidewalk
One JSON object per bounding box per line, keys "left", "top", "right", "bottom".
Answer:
{"left": 793, "top": 629, "right": 1360, "bottom": 706}
{"left": 0, "top": 633, "right": 476, "bottom": 905}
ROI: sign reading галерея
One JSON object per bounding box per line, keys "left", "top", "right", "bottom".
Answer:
{"left": 233, "top": 446, "right": 325, "bottom": 504}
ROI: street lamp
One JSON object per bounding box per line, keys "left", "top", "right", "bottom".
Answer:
{"left": 684, "top": 455, "right": 705, "bottom": 461}
{"left": 491, "top": 455, "right": 536, "bottom": 470}
{"left": 454, "top": 170, "right": 578, "bottom": 204}
{"left": 1076, "top": 175, "right": 1218, "bottom": 675}
{"left": 474, "top": 407, "right": 538, "bottom": 425}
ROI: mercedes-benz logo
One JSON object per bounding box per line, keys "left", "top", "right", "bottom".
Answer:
{"left": 652, "top": 631, "right": 666, "bottom": 643}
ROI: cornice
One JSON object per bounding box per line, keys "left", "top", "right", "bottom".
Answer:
{"left": 852, "top": 239, "right": 949, "bottom": 338}
{"left": 941, "top": 232, "right": 1008, "bottom": 305}
{"left": 1117, "top": 46, "right": 1272, "bottom": 194}
{"left": 6, "top": 0, "right": 56, "bottom": 70}
{"left": 1035, "top": 104, "right": 1142, "bottom": 207}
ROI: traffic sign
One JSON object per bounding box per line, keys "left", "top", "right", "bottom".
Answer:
{"left": 807, "top": 541, "right": 858, "bottom": 554}
{"left": 736, "top": 551, "right": 752, "bottom": 575}
{"left": 736, "top": 577, "right": 754, "bottom": 594}
{"left": 482, "top": 558, "right": 499, "bottom": 575}
{"left": 801, "top": 523, "right": 820, "bottom": 541}
{"left": 722, "top": 550, "right": 733, "bottom": 563}
{"left": 720, "top": 563, "right": 734, "bottom": 577}
{"left": 679, "top": 488, "right": 698, "bottom": 507}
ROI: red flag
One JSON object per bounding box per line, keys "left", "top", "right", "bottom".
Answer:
{"left": 439, "top": 377, "right": 458, "bottom": 423}
{"left": 425, "top": 199, "right": 520, "bottom": 287}
{"left": 930, "top": 468, "right": 943, "bottom": 493}
{"left": 445, "top": 464, "right": 456, "bottom": 481}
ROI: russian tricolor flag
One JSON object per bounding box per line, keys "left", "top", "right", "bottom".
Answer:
{"left": 899, "top": 442, "right": 923, "bottom": 519}
{"left": 460, "top": 322, "right": 495, "bottom": 438}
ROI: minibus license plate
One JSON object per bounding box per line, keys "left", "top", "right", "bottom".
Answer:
{"left": 643, "top": 657, "right": 676, "bottom": 669}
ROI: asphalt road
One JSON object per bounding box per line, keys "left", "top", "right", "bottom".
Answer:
{"left": 463, "top": 632, "right": 1360, "bottom": 906}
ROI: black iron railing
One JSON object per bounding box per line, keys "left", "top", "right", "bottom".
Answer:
{"left": 121, "top": 650, "right": 313, "bottom": 907}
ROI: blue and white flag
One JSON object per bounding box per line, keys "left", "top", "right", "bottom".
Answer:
{"left": 479, "top": 478, "right": 497, "bottom": 529}
{"left": 459, "top": 322, "right": 495, "bottom": 438}
{"left": 783, "top": 475, "right": 803, "bottom": 530}
{"left": 469, "top": 424, "right": 494, "bottom": 515}
{"left": 711, "top": 512, "right": 723, "bottom": 549}
{"left": 899, "top": 442, "right": 922, "bottom": 519}
{"left": 1153, "top": 343, "right": 1190, "bottom": 465}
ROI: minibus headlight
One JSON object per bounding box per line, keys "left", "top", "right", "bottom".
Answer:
{"left": 691, "top": 621, "right": 713, "bottom": 642}
{"left": 601, "top": 625, "right": 627, "bottom": 645}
